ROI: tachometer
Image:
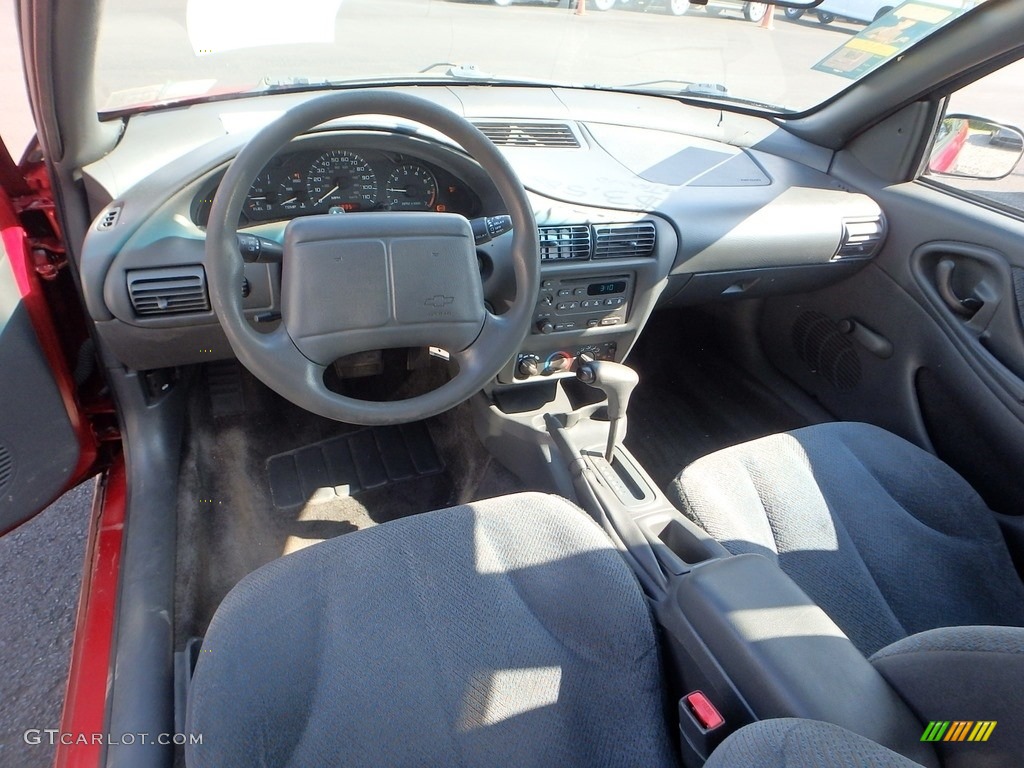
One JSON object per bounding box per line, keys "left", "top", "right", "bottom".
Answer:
{"left": 306, "top": 150, "right": 378, "bottom": 211}
{"left": 385, "top": 164, "right": 438, "bottom": 211}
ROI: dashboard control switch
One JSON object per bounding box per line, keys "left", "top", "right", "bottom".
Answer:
{"left": 517, "top": 355, "right": 541, "bottom": 378}
{"left": 470, "top": 215, "right": 513, "bottom": 245}
{"left": 237, "top": 233, "right": 283, "bottom": 263}
{"left": 536, "top": 319, "right": 555, "bottom": 334}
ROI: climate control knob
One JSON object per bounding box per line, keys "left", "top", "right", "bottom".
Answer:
{"left": 517, "top": 355, "right": 542, "bottom": 378}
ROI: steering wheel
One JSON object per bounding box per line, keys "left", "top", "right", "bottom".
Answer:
{"left": 206, "top": 92, "right": 539, "bottom": 425}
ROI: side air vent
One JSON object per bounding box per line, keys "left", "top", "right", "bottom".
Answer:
{"left": 97, "top": 205, "right": 122, "bottom": 231}
{"left": 592, "top": 222, "right": 657, "bottom": 260}
{"left": 834, "top": 216, "right": 884, "bottom": 261}
{"left": 539, "top": 225, "right": 591, "bottom": 261}
{"left": 127, "top": 266, "right": 211, "bottom": 316}
{"left": 474, "top": 121, "right": 580, "bottom": 148}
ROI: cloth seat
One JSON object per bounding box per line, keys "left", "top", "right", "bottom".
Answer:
{"left": 668, "top": 422, "right": 1024, "bottom": 656}
{"left": 705, "top": 718, "right": 927, "bottom": 768}
{"left": 185, "top": 492, "right": 677, "bottom": 768}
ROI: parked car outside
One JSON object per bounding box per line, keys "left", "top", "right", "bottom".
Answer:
{"left": 785, "top": 0, "right": 975, "bottom": 26}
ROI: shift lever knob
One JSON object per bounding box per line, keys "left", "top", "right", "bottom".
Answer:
{"left": 576, "top": 360, "right": 639, "bottom": 461}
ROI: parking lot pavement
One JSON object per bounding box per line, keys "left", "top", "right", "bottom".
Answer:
{"left": 0, "top": 481, "right": 94, "bottom": 768}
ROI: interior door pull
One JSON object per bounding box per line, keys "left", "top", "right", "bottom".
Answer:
{"left": 936, "top": 259, "right": 983, "bottom": 317}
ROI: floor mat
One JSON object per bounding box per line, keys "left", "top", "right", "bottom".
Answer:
{"left": 267, "top": 422, "right": 445, "bottom": 508}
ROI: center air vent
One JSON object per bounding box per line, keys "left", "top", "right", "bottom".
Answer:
{"left": 538, "top": 225, "right": 591, "bottom": 261}
{"left": 834, "top": 216, "right": 885, "bottom": 261}
{"left": 127, "top": 266, "right": 211, "bottom": 317}
{"left": 593, "top": 222, "right": 657, "bottom": 260}
{"left": 474, "top": 121, "right": 580, "bottom": 148}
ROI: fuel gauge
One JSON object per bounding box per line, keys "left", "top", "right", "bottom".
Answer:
{"left": 245, "top": 171, "right": 279, "bottom": 219}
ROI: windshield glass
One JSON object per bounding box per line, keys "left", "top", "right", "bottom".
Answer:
{"left": 94, "top": 0, "right": 983, "bottom": 116}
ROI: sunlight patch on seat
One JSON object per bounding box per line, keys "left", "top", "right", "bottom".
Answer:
{"left": 458, "top": 666, "right": 562, "bottom": 731}
{"left": 473, "top": 514, "right": 603, "bottom": 574}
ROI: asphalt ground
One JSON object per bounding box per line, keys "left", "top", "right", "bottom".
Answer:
{"left": 0, "top": 481, "right": 94, "bottom": 768}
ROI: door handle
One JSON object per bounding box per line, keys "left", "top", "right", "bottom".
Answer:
{"left": 936, "top": 259, "right": 984, "bottom": 317}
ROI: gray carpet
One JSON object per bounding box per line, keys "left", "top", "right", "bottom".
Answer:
{"left": 625, "top": 310, "right": 814, "bottom": 490}
{"left": 174, "top": 366, "right": 525, "bottom": 647}
{"left": 0, "top": 480, "right": 93, "bottom": 768}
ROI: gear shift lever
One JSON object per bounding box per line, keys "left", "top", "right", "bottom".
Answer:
{"left": 576, "top": 359, "right": 639, "bottom": 462}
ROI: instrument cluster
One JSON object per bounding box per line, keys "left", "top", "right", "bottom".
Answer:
{"left": 194, "top": 145, "right": 481, "bottom": 226}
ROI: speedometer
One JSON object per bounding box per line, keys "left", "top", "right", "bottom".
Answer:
{"left": 385, "top": 164, "right": 438, "bottom": 211}
{"left": 306, "top": 150, "right": 378, "bottom": 212}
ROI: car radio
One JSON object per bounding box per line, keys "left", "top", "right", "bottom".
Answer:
{"left": 533, "top": 274, "right": 632, "bottom": 334}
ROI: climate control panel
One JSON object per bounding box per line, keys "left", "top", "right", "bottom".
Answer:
{"left": 515, "top": 342, "right": 618, "bottom": 380}
{"left": 534, "top": 274, "right": 632, "bottom": 334}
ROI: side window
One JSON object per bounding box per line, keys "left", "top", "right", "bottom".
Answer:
{"left": 0, "top": 0, "right": 35, "bottom": 159}
{"left": 922, "top": 57, "right": 1024, "bottom": 216}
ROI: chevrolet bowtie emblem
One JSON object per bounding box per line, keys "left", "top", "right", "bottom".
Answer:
{"left": 424, "top": 295, "right": 455, "bottom": 308}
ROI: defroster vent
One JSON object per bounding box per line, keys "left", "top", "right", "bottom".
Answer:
{"left": 593, "top": 222, "right": 657, "bottom": 260}
{"left": 474, "top": 121, "right": 580, "bottom": 148}
{"left": 127, "top": 266, "right": 211, "bottom": 316}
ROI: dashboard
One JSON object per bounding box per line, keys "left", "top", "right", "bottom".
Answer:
{"left": 78, "top": 86, "right": 886, "bottom": 382}
{"left": 192, "top": 139, "right": 482, "bottom": 226}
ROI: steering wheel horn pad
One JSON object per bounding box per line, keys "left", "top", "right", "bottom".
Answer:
{"left": 281, "top": 212, "right": 485, "bottom": 366}
{"left": 205, "top": 91, "right": 539, "bottom": 425}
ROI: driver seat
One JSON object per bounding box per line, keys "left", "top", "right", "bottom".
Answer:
{"left": 185, "top": 493, "right": 677, "bottom": 767}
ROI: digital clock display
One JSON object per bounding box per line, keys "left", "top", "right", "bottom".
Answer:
{"left": 588, "top": 281, "right": 626, "bottom": 296}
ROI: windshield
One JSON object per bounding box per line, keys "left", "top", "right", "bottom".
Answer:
{"left": 94, "top": 0, "right": 982, "bottom": 116}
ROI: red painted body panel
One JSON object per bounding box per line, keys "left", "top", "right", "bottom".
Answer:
{"left": 54, "top": 460, "right": 126, "bottom": 768}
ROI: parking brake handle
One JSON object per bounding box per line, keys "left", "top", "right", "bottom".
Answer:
{"left": 576, "top": 360, "right": 639, "bottom": 462}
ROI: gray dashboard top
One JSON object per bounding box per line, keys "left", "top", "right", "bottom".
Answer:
{"left": 79, "top": 85, "right": 882, "bottom": 368}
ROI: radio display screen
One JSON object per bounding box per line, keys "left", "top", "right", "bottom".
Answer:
{"left": 587, "top": 281, "right": 626, "bottom": 296}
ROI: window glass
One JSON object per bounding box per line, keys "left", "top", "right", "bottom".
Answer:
{"left": 923, "top": 58, "right": 1024, "bottom": 215}
{"left": 0, "top": 0, "right": 35, "bottom": 158}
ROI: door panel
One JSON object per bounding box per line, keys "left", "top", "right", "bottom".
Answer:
{"left": 910, "top": 241, "right": 1024, "bottom": 387}
{"left": 759, "top": 168, "right": 1024, "bottom": 515}
{"left": 0, "top": 184, "right": 86, "bottom": 534}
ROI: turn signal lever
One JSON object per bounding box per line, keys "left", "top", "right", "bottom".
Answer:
{"left": 576, "top": 359, "right": 639, "bottom": 462}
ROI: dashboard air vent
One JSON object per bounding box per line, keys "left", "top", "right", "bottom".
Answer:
{"left": 592, "top": 222, "right": 656, "bottom": 260}
{"left": 474, "top": 121, "right": 580, "bottom": 148}
{"left": 97, "top": 205, "right": 122, "bottom": 231}
{"left": 127, "top": 266, "right": 211, "bottom": 316}
{"left": 834, "top": 217, "right": 885, "bottom": 261}
{"left": 538, "top": 225, "right": 591, "bottom": 261}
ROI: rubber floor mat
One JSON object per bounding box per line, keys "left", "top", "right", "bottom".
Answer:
{"left": 266, "top": 422, "right": 444, "bottom": 508}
